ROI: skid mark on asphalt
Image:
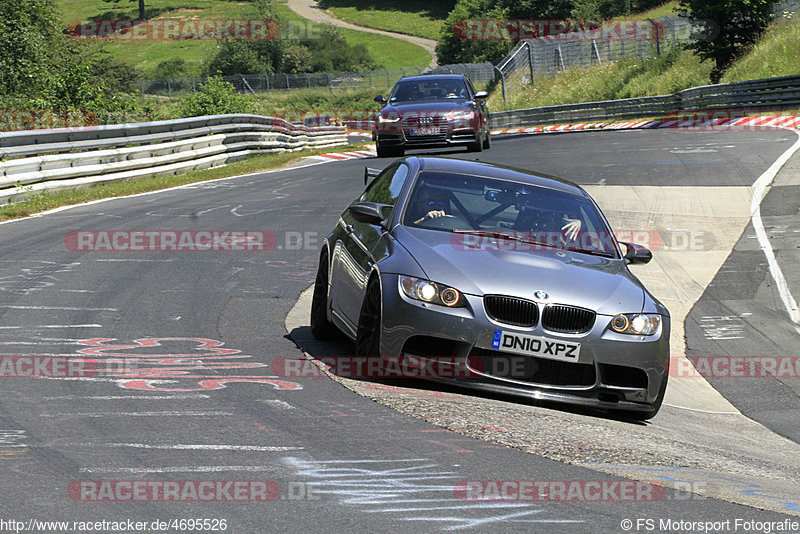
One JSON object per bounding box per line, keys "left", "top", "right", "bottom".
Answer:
{"left": 283, "top": 457, "right": 581, "bottom": 530}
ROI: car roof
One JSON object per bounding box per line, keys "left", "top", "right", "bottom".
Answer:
{"left": 396, "top": 74, "right": 468, "bottom": 83}
{"left": 406, "top": 156, "right": 588, "bottom": 197}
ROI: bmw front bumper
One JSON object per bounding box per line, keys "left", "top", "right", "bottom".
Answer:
{"left": 378, "top": 273, "right": 670, "bottom": 412}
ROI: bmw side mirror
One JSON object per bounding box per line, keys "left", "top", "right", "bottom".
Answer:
{"left": 364, "top": 167, "right": 380, "bottom": 185}
{"left": 474, "top": 91, "right": 489, "bottom": 99}
{"left": 374, "top": 95, "right": 387, "bottom": 104}
{"left": 348, "top": 202, "right": 391, "bottom": 226}
{"left": 620, "top": 242, "right": 652, "bottom": 264}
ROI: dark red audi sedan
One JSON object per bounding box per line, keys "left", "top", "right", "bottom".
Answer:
{"left": 372, "top": 74, "right": 491, "bottom": 158}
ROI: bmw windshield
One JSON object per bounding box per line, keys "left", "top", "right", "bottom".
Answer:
{"left": 402, "top": 171, "right": 619, "bottom": 258}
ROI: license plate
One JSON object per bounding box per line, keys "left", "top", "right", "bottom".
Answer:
{"left": 410, "top": 127, "right": 439, "bottom": 135}
{"left": 491, "top": 330, "right": 580, "bottom": 361}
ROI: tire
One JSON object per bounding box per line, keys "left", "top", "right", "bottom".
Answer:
{"left": 376, "top": 142, "right": 403, "bottom": 158}
{"left": 355, "top": 277, "right": 382, "bottom": 358}
{"left": 467, "top": 135, "right": 483, "bottom": 153}
{"left": 482, "top": 130, "right": 491, "bottom": 150}
{"left": 310, "top": 251, "right": 340, "bottom": 340}
{"left": 617, "top": 372, "right": 668, "bottom": 421}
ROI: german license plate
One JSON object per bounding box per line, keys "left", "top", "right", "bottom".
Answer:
{"left": 491, "top": 330, "right": 580, "bottom": 361}
{"left": 410, "top": 127, "right": 439, "bottom": 135}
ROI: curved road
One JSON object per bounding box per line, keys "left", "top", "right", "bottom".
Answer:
{"left": 0, "top": 129, "right": 799, "bottom": 531}
{"left": 286, "top": 0, "right": 438, "bottom": 68}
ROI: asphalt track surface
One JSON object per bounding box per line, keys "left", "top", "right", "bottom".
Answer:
{"left": 0, "top": 128, "right": 799, "bottom": 532}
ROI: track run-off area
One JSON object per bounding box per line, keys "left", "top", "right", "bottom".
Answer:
{"left": 1, "top": 126, "right": 799, "bottom": 532}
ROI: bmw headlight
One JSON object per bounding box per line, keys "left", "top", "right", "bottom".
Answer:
{"left": 399, "top": 276, "right": 465, "bottom": 307}
{"left": 609, "top": 313, "right": 661, "bottom": 335}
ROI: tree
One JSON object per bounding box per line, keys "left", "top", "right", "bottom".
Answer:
{"left": 102, "top": 0, "right": 147, "bottom": 20}
{"left": 435, "top": 0, "right": 575, "bottom": 65}
{"left": 0, "top": 0, "right": 66, "bottom": 95}
{"left": 678, "top": 0, "right": 778, "bottom": 83}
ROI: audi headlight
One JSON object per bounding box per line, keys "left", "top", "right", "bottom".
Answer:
{"left": 399, "top": 276, "right": 466, "bottom": 307}
{"left": 377, "top": 115, "right": 400, "bottom": 123}
{"left": 609, "top": 314, "right": 661, "bottom": 335}
{"left": 449, "top": 111, "right": 475, "bottom": 121}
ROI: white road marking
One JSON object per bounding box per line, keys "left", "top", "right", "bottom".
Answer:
{"left": 41, "top": 411, "right": 233, "bottom": 417}
{"left": 0, "top": 342, "right": 81, "bottom": 346}
{"left": 94, "top": 259, "right": 173, "bottom": 262}
{"left": 663, "top": 404, "right": 739, "bottom": 414}
{"left": 0, "top": 324, "right": 102, "bottom": 329}
{"left": 0, "top": 305, "right": 117, "bottom": 311}
{"left": 40, "top": 394, "right": 210, "bottom": 400}
{"left": 0, "top": 157, "right": 333, "bottom": 226}
{"left": 751, "top": 129, "right": 800, "bottom": 334}
{"left": 74, "top": 443, "right": 303, "bottom": 452}
{"left": 79, "top": 465, "right": 282, "bottom": 474}
{"left": 259, "top": 399, "right": 295, "bottom": 409}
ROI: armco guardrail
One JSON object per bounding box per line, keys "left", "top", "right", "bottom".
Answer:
{"left": 489, "top": 74, "right": 800, "bottom": 129}
{"left": 0, "top": 114, "right": 347, "bottom": 204}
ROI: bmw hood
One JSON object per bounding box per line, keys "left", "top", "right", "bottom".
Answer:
{"left": 394, "top": 226, "right": 646, "bottom": 316}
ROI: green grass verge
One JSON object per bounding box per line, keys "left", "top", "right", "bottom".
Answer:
{"left": 318, "top": 0, "right": 449, "bottom": 41}
{"left": 58, "top": 0, "right": 250, "bottom": 77}
{"left": 272, "top": 1, "right": 431, "bottom": 70}
{"left": 720, "top": 16, "right": 800, "bottom": 82}
{"left": 491, "top": 11, "right": 800, "bottom": 112}
{"left": 133, "top": 88, "right": 382, "bottom": 124}
{"left": 57, "top": 0, "right": 431, "bottom": 77}
{"left": 0, "top": 143, "right": 370, "bottom": 222}
{"left": 612, "top": 1, "right": 680, "bottom": 20}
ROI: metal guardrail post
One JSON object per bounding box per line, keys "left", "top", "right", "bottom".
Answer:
{"left": 494, "top": 65, "right": 506, "bottom": 107}
{"left": 527, "top": 42, "right": 534, "bottom": 85}
{"left": 555, "top": 47, "right": 565, "bottom": 71}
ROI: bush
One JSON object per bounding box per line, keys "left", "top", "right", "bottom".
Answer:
{"left": 179, "top": 76, "right": 255, "bottom": 117}
{"left": 296, "top": 26, "right": 376, "bottom": 72}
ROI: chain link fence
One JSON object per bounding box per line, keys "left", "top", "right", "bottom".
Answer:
{"left": 140, "top": 63, "right": 497, "bottom": 98}
{"left": 495, "top": 0, "right": 800, "bottom": 106}
{"left": 139, "top": 0, "right": 800, "bottom": 108}
{"left": 495, "top": 17, "right": 695, "bottom": 106}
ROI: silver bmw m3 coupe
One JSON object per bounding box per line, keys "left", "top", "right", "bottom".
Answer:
{"left": 311, "top": 156, "right": 670, "bottom": 419}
